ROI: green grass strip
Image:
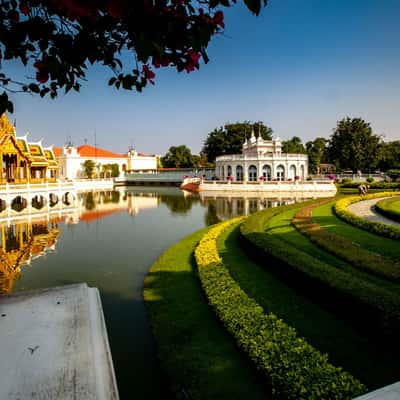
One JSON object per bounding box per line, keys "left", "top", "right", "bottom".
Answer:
{"left": 144, "top": 227, "right": 270, "bottom": 400}
{"left": 264, "top": 207, "right": 400, "bottom": 296}
{"left": 293, "top": 202, "right": 400, "bottom": 283}
{"left": 241, "top": 204, "right": 400, "bottom": 329}
{"left": 375, "top": 196, "right": 400, "bottom": 223}
{"left": 334, "top": 192, "right": 400, "bottom": 240}
{"left": 218, "top": 223, "right": 400, "bottom": 389}
{"left": 312, "top": 201, "right": 400, "bottom": 261}
{"left": 195, "top": 218, "right": 366, "bottom": 400}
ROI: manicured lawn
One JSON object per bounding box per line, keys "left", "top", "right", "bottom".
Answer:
{"left": 144, "top": 227, "right": 271, "bottom": 400}
{"left": 312, "top": 201, "right": 400, "bottom": 261}
{"left": 264, "top": 208, "right": 400, "bottom": 295}
{"left": 375, "top": 196, "right": 400, "bottom": 222}
{"left": 217, "top": 222, "right": 400, "bottom": 389}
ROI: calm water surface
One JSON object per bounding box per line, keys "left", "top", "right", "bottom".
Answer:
{"left": 0, "top": 187, "right": 303, "bottom": 399}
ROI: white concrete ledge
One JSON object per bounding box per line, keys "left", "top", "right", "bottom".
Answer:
{"left": 353, "top": 382, "right": 400, "bottom": 399}
{"left": 0, "top": 283, "right": 119, "bottom": 400}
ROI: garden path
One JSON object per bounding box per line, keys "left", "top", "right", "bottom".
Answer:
{"left": 348, "top": 198, "right": 400, "bottom": 227}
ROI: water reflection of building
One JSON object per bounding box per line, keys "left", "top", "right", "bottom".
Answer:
{"left": 64, "top": 189, "right": 160, "bottom": 224}
{"left": 201, "top": 194, "right": 304, "bottom": 222}
{"left": 0, "top": 219, "right": 60, "bottom": 294}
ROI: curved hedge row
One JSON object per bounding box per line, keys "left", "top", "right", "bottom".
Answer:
{"left": 375, "top": 196, "right": 400, "bottom": 223}
{"left": 195, "top": 217, "right": 366, "bottom": 400}
{"left": 334, "top": 192, "right": 400, "bottom": 240}
{"left": 292, "top": 202, "right": 400, "bottom": 283}
{"left": 240, "top": 204, "right": 400, "bottom": 331}
{"left": 340, "top": 182, "right": 400, "bottom": 190}
{"left": 144, "top": 227, "right": 270, "bottom": 400}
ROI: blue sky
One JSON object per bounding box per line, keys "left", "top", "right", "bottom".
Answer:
{"left": 5, "top": 0, "right": 400, "bottom": 155}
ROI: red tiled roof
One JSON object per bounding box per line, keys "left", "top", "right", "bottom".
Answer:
{"left": 53, "top": 147, "right": 63, "bottom": 157}
{"left": 77, "top": 144, "right": 124, "bottom": 158}
{"left": 80, "top": 209, "right": 124, "bottom": 223}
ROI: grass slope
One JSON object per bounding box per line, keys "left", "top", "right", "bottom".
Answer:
{"left": 266, "top": 208, "right": 400, "bottom": 295}
{"left": 375, "top": 196, "right": 400, "bottom": 223}
{"left": 218, "top": 223, "right": 400, "bottom": 389}
{"left": 313, "top": 201, "right": 400, "bottom": 261}
{"left": 144, "top": 227, "right": 270, "bottom": 400}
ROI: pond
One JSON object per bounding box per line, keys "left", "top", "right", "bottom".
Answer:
{"left": 0, "top": 187, "right": 308, "bottom": 399}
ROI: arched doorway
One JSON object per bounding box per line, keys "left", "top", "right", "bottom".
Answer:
{"left": 248, "top": 165, "right": 257, "bottom": 182}
{"left": 300, "top": 165, "right": 305, "bottom": 180}
{"left": 227, "top": 165, "right": 232, "bottom": 179}
{"left": 276, "top": 165, "right": 285, "bottom": 181}
{"left": 262, "top": 165, "right": 272, "bottom": 181}
{"left": 289, "top": 165, "right": 296, "bottom": 180}
{"left": 236, "top": 165, "right": 243, "bottom": 181}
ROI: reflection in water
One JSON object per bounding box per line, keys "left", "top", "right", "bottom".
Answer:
{"left": 0, "top": 189, "right": 312, "bottom": 294}
{"left": 1, "top": 186, "right": 324, "bottom": 399}
{"left": 200, "top": 194, "right": 309, "bottom": 224}
{"left": 0, "top": 219, "right": 60, "bottom": 293}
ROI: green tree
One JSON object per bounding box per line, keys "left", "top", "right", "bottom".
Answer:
{"left": 162, "top": 145, "right": 195, "bottom": 168}
{"left": 328, "top": 117, "right": 381, "bottom": 172}
{"left": 202, "top": 121, "right": 273, "bottom": 162}
{"left": 0, "top": 1, "right": 267, "bottom": 114}
{"left": 82, "top": 159, "right": 96, "bottom": 178}
{"left": 306, "top": 137, "right": 328, "bottom": 174}
{"left": 282, "top": 136, "right": 306, "bottom": 154}
{"left": 377, "top": 141, "right": 400, "bottom": 171}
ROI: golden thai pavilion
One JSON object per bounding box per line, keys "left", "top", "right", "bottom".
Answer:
{"left": 0, "top": 113, "right": 59, "bottom": 184}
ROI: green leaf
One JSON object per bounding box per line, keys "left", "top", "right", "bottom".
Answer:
{"left": 28, "top": 83, "right": 40, "bottom": 93}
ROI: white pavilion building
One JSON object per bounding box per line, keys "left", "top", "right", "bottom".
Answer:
{"left": 215, "top": 131, "right": 308, "bottom": 182}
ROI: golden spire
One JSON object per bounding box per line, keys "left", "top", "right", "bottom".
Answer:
{"left": 0, "top": 113, "right": 15, "bottom": 138}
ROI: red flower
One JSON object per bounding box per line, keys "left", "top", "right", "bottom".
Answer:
{"left": 184, "top": 49, "right": 201, "bottom": 73}
{"left": 188, "top": 49, "right": 201, "bottom": 64}
{"left": 106, "top": 0, "right": 124, "bottom": 19}
{"left": 142, "top": 64, "right": 155, "bottom": 84}
{"left": 160, "top": 55, "right": 170, "bottom": 67}
{"left": 20, "top": 2, "right": 30, "bottom": 16}
{"left": 34, "top": 60, "right": 49, "bottom": 83}
{"left": 152, "top": 55, "right": 161, "bottom": 68}
{"left": 213, "top": 10, "right": 224, "bottom": 28}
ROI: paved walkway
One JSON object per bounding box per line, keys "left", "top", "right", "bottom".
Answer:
{"left": 348, "top": 197, "right": 400, "bottom": 227}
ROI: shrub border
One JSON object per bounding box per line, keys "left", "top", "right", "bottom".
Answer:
{"left": 375, "top": 196, "right": 400, "bottom": 223}
{"left": 240, "top": 203, "right": 400, "bottom": 332}
{"left": 334, "top": 192, "right": 400, "bottom": 240}
{"left": 144, "top": 227, "right": 270, "bottom": 400}
{"left": 292, "top": 201, "right": 400, "bottom": 283}
{"left": 195, "top": 217, "right": 366, "bottom": 400}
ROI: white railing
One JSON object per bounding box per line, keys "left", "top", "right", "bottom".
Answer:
{"left": 215, "top": 153, "right": 308, "bottom": 162}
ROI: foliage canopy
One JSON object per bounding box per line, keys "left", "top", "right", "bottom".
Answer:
{"left": 328, "top": 117, "right": 381, "bottom": 172}
{"left": 0, "top": 0, "right": 267, "bottom": 114}
{"left": 202, "top": 121, "right": 273, "bottom": 162}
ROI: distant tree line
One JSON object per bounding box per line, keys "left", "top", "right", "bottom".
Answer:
{"left": 159, "top": 118, "right": 399, "bottom": 174}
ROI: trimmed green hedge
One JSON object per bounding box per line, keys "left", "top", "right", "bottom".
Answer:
{"left": 292, "top": 202, "right": 400, "bottom": 283}
{"left": 340, "top": 182, "right": 400, "bottom": 190}
{"left": 144, "top": 227, "right": 270, "bottom": 400}
{"left": 375, "top": 196, "right": 400, "bottom": 223}
{"left": 195, "top": 218, "right": 366, "bottom": 400}
{"left": 334, "top": 193, "right": 400, "bottom": 240}
{"left": 240, "top": 203, "right": 400, "bottom": 332}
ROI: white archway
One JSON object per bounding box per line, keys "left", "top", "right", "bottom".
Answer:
{"left": 289, "top": 165, "right": 296, "bottom": 180}
{"left": 248, "top": 165, "right": 257, "bottom": 182}
{"left": 236, "top": 165, "right": 243, "bottom": 181}
{"left": 262, "top": 165, "right": 272, "bottom": 181}
{"left": 276, "top": 165, "right": 285, "bottom": 181}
